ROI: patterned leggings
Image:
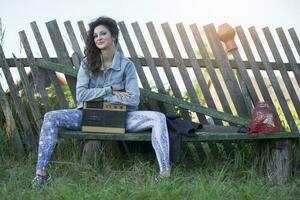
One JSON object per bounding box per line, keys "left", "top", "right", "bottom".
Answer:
{"left": 36, "top": 109, "right": 170, "bottom": 173}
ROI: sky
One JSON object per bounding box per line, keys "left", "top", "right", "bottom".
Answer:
{"left": 1, "top": 0, "right": 300, "bottom": 57}
{"left": 0, "top": 0, "right": 299, "bottom": 92}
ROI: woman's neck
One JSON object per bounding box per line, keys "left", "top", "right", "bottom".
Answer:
{"left": 101, "top": 46, "right": 115, "bottom": 64}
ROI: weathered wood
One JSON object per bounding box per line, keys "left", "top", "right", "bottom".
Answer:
{"left": 140, "top": 89, "right": 249, "bottom": 126}
{"left": 132, "top": 22, "right": 165, "bottom": 94}
{"left": 118, "top": 21, "right": 160, "bottom": 111}
{"left": 59, "top": 129, "right": 300, "bottom": 141}
{"left": 192, "top": 25, "right": 238, "bottom": 157}
{"left": 13, "top": 54, "right": 43, "bottom": 129}
{"left": 36, "top": 59, "right": 77, "bottom": 76}
{"left": 230, "top": 50, "right": 259, "bottom": 105}
{"left": 177, "top": 23, "right": 222, "bottom": 124}
{"left": 263, "top": 29, "right": 295, "bottom": 185}
{"left": 161, "top": 22, "right": 208, "bottom": 124}
{"left": 35, "top": 59, "right": 250, "bottom": 126}
{"left": 46, "top": 20, "right": 77, "bottom": 102}
{"left": 235, "top": 26, "right": 278, "bottom": 118}
{"left": 263, "top": 27, "right": 300, "bottom": 119}
{"left": 30, "top": 21, "right": 69, "bottom": 109}
{"left": 118, "top": 22, "right": 151, "bottom": 90}
{"left": 190, "top": 24, "right": 233, "bottom": 116}
{"left": 146, "top": 22, "right": 207, "bottom": 158}
{"left": 19, "top": 30, "right": 53, "bottom": 112}
{"left": 249, "top": 26, "right": 297, "bottom": 131}
{"left": 81, "top": 140, "right": 102, "bottom": 164}
{"left": 277, "top": 28, "right": 300, "bottom": 87}
{"left": 77, "top": 20, "right": 88, "bottom": 43}
{"left": 4, "top": 57, "right": 297, "bottom": 72}
{"left": 177, "top": 23, "right": 233, "bottom": 155}
{"left": 131, "top": 22, "right": 174, "bottom": 115}
{"left": 236, "top": 27, "right": 295, "bottom": 184}
{"left": 288, "top": 28, "right": 300, "bottom": 56}
{"left": 235, "top": 73, "right": 254, "bottom": 114}
{"left": 146, "top": 22, "right": 190, "bottom": 120}
{"left": 0, "top": 82, "right": 25, "bottom": 157}
{"left": 72, "top": 52, "right": 82, "bottom": 68}
{"left": 0, "top": 46, "right": 37, "bottom": 152}
{"left": 64, "top": 20, "right": 84, "bottom": 60}
{"left": 266, "top": 140, "right": 292, "bottom": 184}
{"left": 204, "top": 24, "right": 249, "bottom": 117}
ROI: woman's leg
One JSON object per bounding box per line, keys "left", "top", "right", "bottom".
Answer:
{"left": 36, "top": 109, "right": 83, "bottom": 173}
{"left": 126, "top": 111, "right": 170, "bottom": 173}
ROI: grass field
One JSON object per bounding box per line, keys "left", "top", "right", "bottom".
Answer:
{"left": 1, "top": 138, "right": 300, "bottom": 200}
{"left": 1, "top": 76, "right": 300, "bottom": 199}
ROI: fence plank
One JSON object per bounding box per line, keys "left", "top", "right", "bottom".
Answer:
{"left": 13, "top": 54, "right": 43, "bottom": 129}
{"left": 146, "top": 22, "right": 190, "bottom": 120}
{"left": 0, "top": 46, "right": 37, "bottom": 151}
{"left": 288, "top": 28, "right": 300, "bottom": 56}
{"left": 118, "top": 21, "right": 160, "bottom": 111}
{"left": 277, "top": 28, "right": 300, "bottom": 87}
{"left": 0, "top": 82, "right": 25, "bottom": 157}
{"left": 204, "top": 24, "right": 249, "bottom": 118}
{"left": 77, "top": 20, "right": 88, "bottom": 43}
{"left": 190, "top": 24, "right": 233, "bottom": 116}
{"left": 118, "top": 22, "right": 151, "bottom": 90}
{"left": 177, "top": 23, "right": 223, "bottom": 125}
{"left": 288, "top": 27, "right": 300, "bottom": 73}
{"left": 19, "top": 31, "right": 53, "bottom": 112}
{"left": 249, "top": 26, "right": 297, "bottom": 131}
{"left": 235, "top": 26, "right": 278, "bottom": 118}
{"left": 4, "top": 57, "right": 297, "bottom": 71}
{"left": 263, "top": 27, "right": 300, "bottom": 119}
{"left": 64, "top": 20, "right": 84, "bottom": 61}
{"left": 132, "top": 22, "right": 166, "bottom": 93}
{"left": 230, "top": 49, "right": 259, "bottom": 105}
{"left": 46, "top": 20, "right": 77, "bottom": 102}
{"left": 162, "top": 22, "right": 221, "bottom": 155}
{"left": 30, "top": 21, "right": 69, "bottom": 109}
{"left": 145, "top": 22, "right": 206, "bottom": 159}
{"left": 131, "top": 22, "right": 174, "bottom": 115}
{"left": 176, "top": 23, "right": 234, "bottom": 155}
{"left": 161, "top": 22, "right": 208, "bottom": 124}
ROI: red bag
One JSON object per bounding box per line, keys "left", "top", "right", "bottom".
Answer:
{"left": 249, "top": 102, "right": 280, "bottom": 134}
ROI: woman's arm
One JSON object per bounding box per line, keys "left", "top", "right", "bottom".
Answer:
{"left": 105, "top": 61, "right": 140, "bottom": 107}
{"left": 76, "top": 61, "right": 112, "bottom": 103}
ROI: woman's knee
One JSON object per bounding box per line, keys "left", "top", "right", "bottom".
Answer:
{"left": 43, "top": 110, "right": 63, "bottom": 125}
{"left": 43, "top": 111, "right": 56, "bottom": 121}
{"left": 155, "top": 111, "right": 166, "bottom": 120}
{"left": 152, "top": 111, "right": 167, "bottom": 125}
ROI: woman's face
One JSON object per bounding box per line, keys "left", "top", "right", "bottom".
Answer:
{"left": 93, "top": 25, "right": 115, "bottom": 50}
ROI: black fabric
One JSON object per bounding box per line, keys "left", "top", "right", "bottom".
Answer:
{"left": 167, "top": 115, "right": 202, "bottom": 163}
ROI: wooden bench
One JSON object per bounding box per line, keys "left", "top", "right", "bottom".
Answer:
{"left": 1, "top": 20, "right": 300, "bottom": 185}
{"left": 34, "top": 60, "right": 300, "bottom": 184}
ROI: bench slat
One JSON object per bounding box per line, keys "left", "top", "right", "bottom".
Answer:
{"left": 59, "top": 130, "right": 300, "bottom": 142}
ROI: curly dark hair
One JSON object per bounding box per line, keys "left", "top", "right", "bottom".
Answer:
{"left": 84, "top": 16, "right": 119, "bottom": 75}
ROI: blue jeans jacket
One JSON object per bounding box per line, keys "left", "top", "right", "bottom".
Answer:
{"left": 76, "top": 51, "right": 140, "bottom": 111}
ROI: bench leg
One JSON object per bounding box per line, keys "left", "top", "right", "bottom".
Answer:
{"left": 266, "top": 139, "right": 292, "bottom": 185}
{"left": 81, "top": 141, "right": 102, "bottom": 164}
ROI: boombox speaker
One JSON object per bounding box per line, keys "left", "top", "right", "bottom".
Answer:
{"left": 82, "top": 99, "right": 127, "bottom": 134}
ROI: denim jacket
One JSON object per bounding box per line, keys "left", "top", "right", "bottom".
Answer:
{"left": 76, "top": 51, "right": 140, "bottom": 111}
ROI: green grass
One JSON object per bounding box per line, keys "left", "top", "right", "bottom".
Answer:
{"left": 1, "top": 71, "right": 300, "bottom": 199}
{"left": 1, "top": 140, "right": 300, "bottom": 200}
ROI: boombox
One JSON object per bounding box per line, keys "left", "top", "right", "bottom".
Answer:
{"left": 81, "top": 99, "right": 127, "bottom": 134}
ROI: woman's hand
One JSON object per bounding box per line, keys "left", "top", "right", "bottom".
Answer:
{"left": 113, "top": 91, "right": 132, "bottom": 98}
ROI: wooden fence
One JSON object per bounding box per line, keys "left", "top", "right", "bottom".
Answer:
{"left": 0, "top": 19, "right": 300, "bottom": 158}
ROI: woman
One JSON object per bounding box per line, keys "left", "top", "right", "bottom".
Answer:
{"left": 32, "top": 16, "right": 171, "bottom": 187}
